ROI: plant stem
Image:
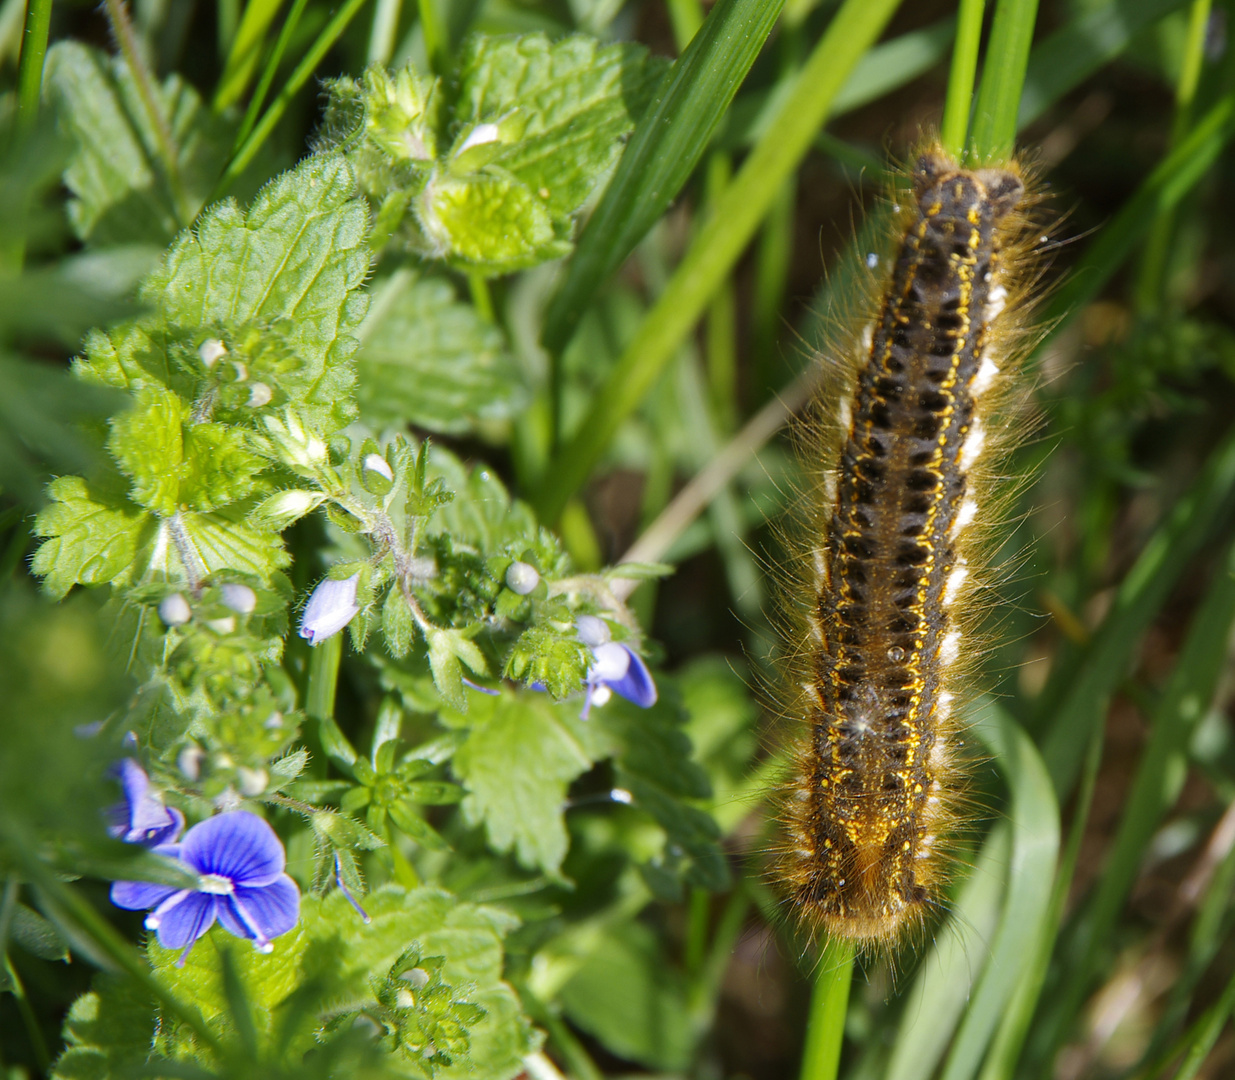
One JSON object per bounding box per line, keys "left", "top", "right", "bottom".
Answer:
{"left": 532, "top": 0, "right": 903, "bottom": 524}
{"left": 15, "top": 0, "right": 52, "bottom": 129}
{"left": 798, "top": 937, "right": 855, "bottom": 1080}
{"left": 940, "top": 0, "right": 986, "bottom": 157}
{"left": 5, "top": 953, "right": 51, "bottom": 1071}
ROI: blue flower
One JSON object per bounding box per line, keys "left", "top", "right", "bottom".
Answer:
{"left": 583, "top": 641, "right": 658, "bottom": 719}
{"left": 299, "top": 574, "right": 361, "bottom": 645}
{"left": 107, "top": 759, "right": 184, "bottom": 847}
{"left": 111, "top": 811, "right": 300, "bottom": 964}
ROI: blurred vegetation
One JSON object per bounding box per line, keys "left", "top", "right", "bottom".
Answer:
{"left": 2, "top": 1, "right": 1235, "bottom": 1080}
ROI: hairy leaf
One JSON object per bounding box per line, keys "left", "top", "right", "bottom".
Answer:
{"left": 44, "top": 40, "right": 233, "bottom": 247}
{"left": 355, "top": 270, "right": 523, "bottom": 433}
{"left": 447, "top": 693, "right": 609, "bottom": 874}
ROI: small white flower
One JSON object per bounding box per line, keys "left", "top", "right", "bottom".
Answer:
{"left": 220, "top": 583, "right": 257, "bottom": 615}
{"left": 505, "top": 561, "right": 540, "bottom": 595}
{"left": 159, "top": 593, "right": 192, "bottom": 626}
{"left": 299, "top": 574, "right": 361, "bottom": 645}
{"left": 206, "top": 616, "right": 236, "bottom": 635}
{"left": 198, "top": 339, "right": 227, "bottom": 368}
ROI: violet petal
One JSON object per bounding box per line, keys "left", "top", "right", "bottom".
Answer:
{"left": 110, "top": 879, "right": 178, "bottom": 911}
{"left": 217, "top": 876, "right": 300, "bottom": 944}
{"left": 604, "top": 646, "right": 658, "bottom": 709}
{"left": 181, "top": 811, "right": 285, "bottom": 886}
{"left": 154, "top": 894, "right": 218, "bottom": 951}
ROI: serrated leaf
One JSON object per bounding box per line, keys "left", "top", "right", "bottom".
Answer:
{"left": 503, "top": 625, "right": 590, "bottom": 699}
{"left": 139, "top": 155, "right": 370, "bottom": 434}
{"left": 447, "top": 693, "right": 606, "bottom": 873}
{"left": 451, "top": 34, "right": 668, "bottom": 222}
{"left": 107, "top": 385, "right": 185, "bottom": 515}
{"left": 355, "top": 270, "right": 524, "bottom": 433}
{"left": 176, "top": 505, "right": 290, "bottom": 582}
{"left": 44, "top": 41, "right": 233, "bottom": 247}
{"left": 51, "top": 973, "right": 157, "bottom": 1080}
{"left": 32, "top": 475, "right": 148, "bottom": 600}
{"left": 304, "top": 887, "right": 536, "bottom": 1080}
{"left": 419, "top": 170, "right": 565, "bottom": 274}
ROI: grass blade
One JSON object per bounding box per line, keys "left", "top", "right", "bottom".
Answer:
{"left": 1039, "top": 426, "right": 1235, "bottom": 796}
{"left": 939, "top": 701, "right": 1060, "bottom": 1080}
{"left": 941, "top": 0, "right": 986, "bottom": 156}
{"left": 885, "top": 823, "right": 1011, "bottom": 1080}
{"left": 970, "top": 0, "right": 1041, "bottom": 162}
{"left": 542, "top": 0, "right": 788, "bottom": 355}
{"left": 531, "top": 0, "right": 904, "bottom": 523}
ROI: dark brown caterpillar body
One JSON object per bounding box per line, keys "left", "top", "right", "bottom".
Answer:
{"left": 779, "top": 148, "right": 1032, "bottom": 946}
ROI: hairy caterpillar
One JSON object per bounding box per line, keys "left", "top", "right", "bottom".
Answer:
{"left": 776, "top": 145, "right": 1040, "bottom": 947}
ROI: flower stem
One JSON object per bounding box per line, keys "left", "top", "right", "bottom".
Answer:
{"left": 15, "top": 0, "right": 52, "bottom": 130}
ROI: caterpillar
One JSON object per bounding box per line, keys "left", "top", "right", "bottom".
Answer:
{"left": 776, "top": 145, "right": 1040, "bottom": 948}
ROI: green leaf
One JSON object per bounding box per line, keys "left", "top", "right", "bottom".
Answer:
{"left": 450, "top": 34, "right": 668, "bottom": 222}
{"left": 32, "top": 474, "right": 148, "bottom": 600}
{"left": 420, "top": 170, "right": 566, "bottom": 274}
{"left": 107, "top": 385, "right": 186, "bottom": 515}
{"left": 51, "top": 973, "right": 157, "bottom": 1080}
{"left": 448, "top": 692, "right": 604, "bottom": 873}
{"left": 11, "top": 902, "right": 70, "bottom": 962}
{"left": 139, "top": 154, "right": 370, "bottom": 433}
{"left": 302, "top": 887, "right": 536, "bottom": 1080}
{"left": 559, "top": 920, "right": 691, "bottom": 1070}
{"left": 355, "top": 269, "right": 524, "bottom": 433}
{"left": 427, "top": 625, "right": 489, "bottom": 711}
{"left": 44, "top": 40, "right": 234, "bottom": 246}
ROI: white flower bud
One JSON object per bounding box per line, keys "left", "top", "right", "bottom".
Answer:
{"left": 178, "top": 745, "right": 204, "bottom": 781}
{"left": 589, "top": 641, "right": 631, "bottom": 682}
{"left": 575, "top": 614, "right": 611, "bottom": 648}
{"left": 505, "top": 561, "right": 540, "bottom": 595}
{"left": 247, "top": 382, "right": 273, "bottom": 407}
{"left": 363, "top": 453, "right": 393, "bottom": 481}
{"left": 264, "top": 711, "right": 284, "bottom": 730}
{"left": 206, "top": 616, "right": 236, "bottom": 635}
{"left": 253, "top": 489, "right": 324, "bottom": 529}
{"left": 159, "top": 593, "right": 192, "bottom": 626}
{"left": 299, "top": 574, "right": 361, "bottom": 645}
{"left": 457, "top": 122, "right": 501, "bottom": 154}
{"left": 220, "top": 583, "right": 257, "bottom": 615}
{"left": 198, "top": 339, "right": 226, "bottom": 368}
{"left": 237, "top": 767, "right": 268, "bottom": 797}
